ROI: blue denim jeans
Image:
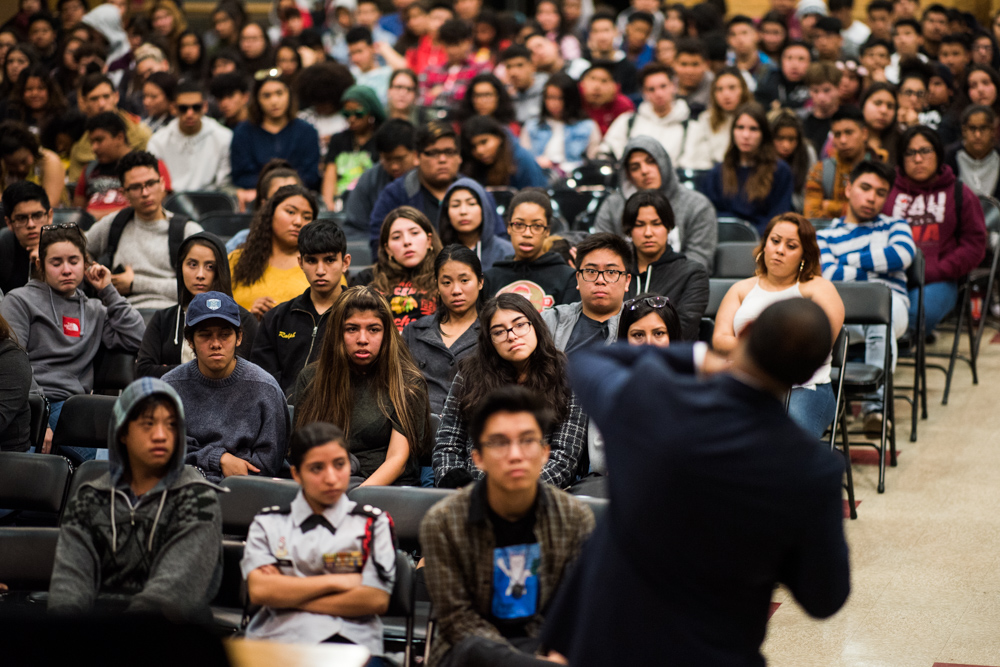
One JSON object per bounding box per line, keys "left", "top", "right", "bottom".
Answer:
{"left": 908, "top": 281, "right": 959, "bottom": 334}
{"left": 788, "top": 383, "right": 837, "bottom": 439}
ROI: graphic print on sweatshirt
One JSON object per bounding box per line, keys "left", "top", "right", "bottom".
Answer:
{"left": 495, "top": 280, "right": 555, "bottom": 312}
{"left": 491, "top": 543, "right": 541, "bottom": 619}
{"left": 62, "top": 316, "right": 81, "bottom": 337}
{"left": 891, "top": 191, "right": 945, "bottom": 243}
{"left": 389, "top": 280, "right": 436, "bottom": 331}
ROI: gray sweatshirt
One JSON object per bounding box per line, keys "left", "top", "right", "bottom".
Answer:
{"left": 0, "top": 279, "right": 146, "bottom": 401}
{"left": 49, "top": 378, "right": 224, "bottom": 620}
{"left": 594, "top": 136, "right": 718, "bottom": 272}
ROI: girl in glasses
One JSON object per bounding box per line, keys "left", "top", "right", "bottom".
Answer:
{"left": 433, "top": 292, "right": 586, "bottom": 489}
{"left": 617, "top": 293, "right": 682, "bottom": 348}
{"left": 0, "top": 223, "right": 145, "bottom": 459}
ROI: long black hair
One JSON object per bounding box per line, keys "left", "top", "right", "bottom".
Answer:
{"left": 434, "top": 244, "right": 484, "bottom": 322}
{"left": 453, "top": 72, "right": 516, "bottom": 125}
{"left": 457, "top": 293, "right": 570, "bottom": 422}
{"left": 542, "top": 71, "right": 588, "bottom": 123}
{"left": 617, "top": 293, "right": 683, "bottom": 343}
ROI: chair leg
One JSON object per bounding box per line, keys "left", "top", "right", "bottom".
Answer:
{"left": 839, "top": 406, "right": 857, "bottom": 520}
{"left": 967, "top": 296, "right": 979, "bottom": 386}
{"left": 941, "top": 287, "right": 967, "bottom": 406}
{"left": 404, "top": 613, "right": 413, "bottom": 667}
{"left": 423, "top": 618, "right": 435, "bottom": 665}
{"left": 920, "top": 336, "right": 929, "bottom": 420}
{"left": 909, "top": 349, "right": 919, "bottom": 442}
{"left": 889, "top": 380, "right": 897, "bottom": 467}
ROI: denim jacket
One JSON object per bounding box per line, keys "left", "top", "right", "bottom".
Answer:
{"left": 522, "top": 118, "right": 596, "bottom": 164}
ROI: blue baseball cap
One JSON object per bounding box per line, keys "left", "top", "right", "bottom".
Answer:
{"left": 186, "top": 291, "right": 241, "bottom": 328}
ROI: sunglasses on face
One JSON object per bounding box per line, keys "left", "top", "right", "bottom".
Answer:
{"left": 176, "top": 103, "right": 203, "bottom": 114}
{"left": 343, "top": 109, "right": 369, "bottom": 119}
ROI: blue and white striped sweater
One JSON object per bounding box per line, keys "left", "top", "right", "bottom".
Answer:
{"left": 816, "top": 213, "right": 916, "bottom": 304}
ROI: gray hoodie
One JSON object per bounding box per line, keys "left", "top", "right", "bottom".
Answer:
{"left": 0, "top": 279, "right": 146, "bottom": 401}
{"left": 593, "top": 136, "right": 718, "bottom": 272}
{"left": 49, "top": 378, "right": 224, "bottom": 620}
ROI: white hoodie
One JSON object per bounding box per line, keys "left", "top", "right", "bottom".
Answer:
{"left": 599, "top": 99, "right": 692, "bottom": 162}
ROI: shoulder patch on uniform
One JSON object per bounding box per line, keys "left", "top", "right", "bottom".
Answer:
{"left": 260, "top": 504, "right": 292, "bottom": 515}
{"left": 351, "top": 504, "right": 384, "bottom": 519}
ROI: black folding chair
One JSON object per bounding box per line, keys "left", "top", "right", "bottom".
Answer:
{"left": 52, "top": 207, "right": 97, "bottom": 231}
{"left": 548, "top": 188, "right": 594, "bottom": 232}
{"left": 971, "top": 194, "right": 1000, "bottom": 362}
{"left": 347, "top": 486, "right": 455, "bottom": 554}
{"left": 675, "top": 168, "right": 711, "bottom": 191}
{"left": 197, "top": 212, "right": 253, "bottom": 243}
{"left": 384, "top": 550, "right": 416, "bottom": 666}
{"left": 0, "top": 526, "right": 61, "bottom": 594}
{"left": 896, "top": 249, "right": 926, "bottom": 441}
{"left": 826, "top": 328, "right": 856, "bottom": 519}
{"left": 217, "top": 476, "right": 299, "bottom": 539}
{"left": 717, "top": 217, "right": 760, "bottom": 243}
{"left": 0, "top": 451, "right": 73, "bottom": 525}
{"left": 835, "top": 282, "right": 896, "bottom": 494}
{"left": 92, "top": 348, "right": 136, "bottom": 394}
{"left": 486, "top": 187, "right": 518, "bottom": 221}
{"left": 712, "top": 242, "right": 758, "bottom": 278}
{"left": 700, "top": 278, "right": 739, "bottom": 343}
{"left": 564, "top": 160, "right": 619, "bottom": 190}
{"left": 51, "top": 395, "right": 117, "bottom": 454}
{"left": 163, "top": 191, "right": 236, "bottom": 220}
{"left": 27, "top": 395, "right": 49, "bottom": 451}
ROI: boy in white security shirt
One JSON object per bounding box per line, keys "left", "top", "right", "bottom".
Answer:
{"left": 241, "top": 422, "right": 396, "bottom": 660}
{"left": 147, "top": 80, "right": 233, "bottom": 192}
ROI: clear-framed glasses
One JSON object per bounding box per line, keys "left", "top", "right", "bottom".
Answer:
{"left": 481, "top": 436, "right": 544, "bottom": 451}
{"left": 577, "top": 268, "right": 625, "bottom": 283}
{"left": 489, "top": 320, "right": 532, "bottom": 343}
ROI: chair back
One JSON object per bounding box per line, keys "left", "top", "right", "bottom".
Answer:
{"left": 674, "top": 168, "right": 711, "bottom": 191}
{"left": 705, "top": 278, "right": 740, "bottom": 319}
{"left": 549, "top": 189, "right": 594, "bottom": 231}
{"left": 835, "top": 282, "right": 892, "bottom": 326}
{"left": 27, "top": 395, "right": 49, "bottom": 451}
{"left": 387, "top": 550, "right": 414, "bottom": 617}
{"left": 218, "top": 476, "right": 300, "bottom": 537}
{"left": 92, "top": 348, "right": 136, "bottom": 393}
{"left": 577, "top": 495, "right": 609, "bottom": 524}
{"left": 0, "top": 451, "right": 73, "bottom": 513}
{"left": 486, "top": 187, "right": 518, "bottom": 220}
{"left": 0, "top": 527, "right": 60, "bottom": 590}
{"left": 212, "top": 539, "right": 248, "bottom": 609}
{"left": 163, "top": 191, "right": 236, "bottom": 220}
{"left": 809, "top": 218, "right": 835, "bottom": 231}
{"left": 347, "top": 486, "right": 455, "bottom": 552}
{"left": 717, "top": 217, "right": 760, "bottom": 243}
{"left": 197, "top": 212, "right": 253, "bottom": 242}
{"left": 51, "top": 395, "right": 117, "bottom": 451}
{"left": 566, "top": 160, "right": 618, "bottom": 190}
{"left": 978, "top": 193, "right": 1000, "bottom": 240}
{"left": 52, "top": 207, "right": 97, "bottom": 231}
{"left": 713, "top": 242, "right": 758, "bottom": 278}
{"left": 905, "top": 248, "right": 925, "bottom": 288}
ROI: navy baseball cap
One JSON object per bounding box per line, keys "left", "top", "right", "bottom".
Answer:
{"left": 186, "top": 291, "right": 241, "bottom": 328}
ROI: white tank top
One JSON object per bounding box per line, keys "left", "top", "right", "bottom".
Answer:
{"left": 731, "top": 280, "right": 832, "bottom": 387}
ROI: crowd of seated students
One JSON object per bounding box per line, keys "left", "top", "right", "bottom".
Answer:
{"left": 0, "top": 0, "right": 998, "bottom": 662}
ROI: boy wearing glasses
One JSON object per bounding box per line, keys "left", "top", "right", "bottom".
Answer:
{"left": 1, "top": 181, "right": 50, "bottom": 294}
{"left": 421, "top": 385, "right": 594, "bottom": 667}
{"left": 147, "top": 80, "right": 233, "bottom": 192}
{"left": 86, "top": 150, "right": 202, "bottom": 313}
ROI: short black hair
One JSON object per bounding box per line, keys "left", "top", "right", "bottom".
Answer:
{"left": 675, "top": 37, "right": 708, "bottom": 59}
{"left": 747, "top": 299, "right": 832, "bottom": 386}
{"left": 588, "top": 10, "right": 617, "bottom": 28}
{"left": 27, "top": 13, "right": 57, "bottom": 30}
{"left": 80, "top": 72, "right": 115, "bottom": 97}
{"left": 849, "top": 159, "right": 896, "bottom": 187}
{"left": 627, "top": 11, "right": 654, "bottom": 26}
{"left": 469, "top": 385, "right": 553, "bottom": 451}
{"left": 416, "top": 120, "right": 457, "bottom": 154}
{"left": 893, "top": 18, "right": 922, "bottom": 33}
{"left": 438, "top": 18, "right": 473, "bottom": 45}
{"left": 639, "top": 61, "right": 675, "bottom": 87}
{"left": 374, "top": 118, "right": 416, "bottom": 154}
{"left": 622, "top": 190, "right": 675, "bottom": 235}
{"left": 85, "top": 111, "right": 127, "bottom": 138}
{"left": 860, "top": 37, "right": 891, "bottom": 55}
{"left": 58, "top": 0, "right": 90, "bottom": 9}
{"left": 726, "top": 14, "right": 755, "bottom": 30}
{"left": 116, "top": 150, "right": 160, "bottom": 183}
{"left": 209, "top": 72, "right": 250, "bottom": 98}
{"left": 298, "top": 218, "right": 347, "bottom": 257}
{"left": 831, "top": 105, "right": 866, "bottom": 128}
{"left": 940, "top": 33, "right": 971, "bottom": 51}
{"left": 867, "top": 0, "right": 892, "bottom": 14}
{"left": 144, "top": 71, "right": 178, "bottom": 100}
{"left": 814, "top": 16, "right": 843, "bottom": 35}
{"left": 288, "top": 422, "right": 348, "bottom": 468}
{"left": 922, "top": 3, "right": 948, "bottom": 19}
{"left": 573, "top": 231, "right": 632, "bottom": 269}
{"left": 298, "top": 28, "right": 324, "bottom": 50}
{"left": 346, "top": 25, "right": 373, "bottom": 45}
{"left": 582, "top": 59, "right": 616, "bottom": 79}
{"left": 3, "top": 181, "right": 50, "bottom": 221}
{"left": 828, "top": 0, "right": 854, "bottom": 12}
{"left": 173, "top": 79, "right": 205, "bottom": 101}
{"left": 500, "top": 44, "right": 531, "bottom": 62}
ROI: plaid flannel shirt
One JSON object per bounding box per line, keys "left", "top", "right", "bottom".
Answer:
{"left": 419, "top": 481, "right": 595, "bottom": 666}
{"left": 432, "top": 373, "right": 587, "bottom": 489}
{"left": 418, "top": 57, "right": 489, "bottom": 109}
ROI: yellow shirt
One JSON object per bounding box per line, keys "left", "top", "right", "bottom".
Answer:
{"left": 229, "top": 249, "right": 311, "bottom": 311}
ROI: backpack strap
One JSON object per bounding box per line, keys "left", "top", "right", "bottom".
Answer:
{"left": 821, "top": 158, "right": 837, "bottom": 200}
{"left": 166, "top": 211, "right": 189, "bottom": 270}
{"left": 350, "top": 503, "right": 397, "bottom": 585}
{"left": 98, "top": 207, "right": 136, "bottom": 269}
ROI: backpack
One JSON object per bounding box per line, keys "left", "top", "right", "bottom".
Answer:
{"left": 97, "top": 207, "right": 189, "bottom": 271}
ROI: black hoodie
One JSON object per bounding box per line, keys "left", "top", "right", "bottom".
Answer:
{"left": 483, "top": 251, "right": 581, "bottom": 310}
{"left": 134, "top": 232, "right": 258, "bottom": 379}
{"left": 626, "top": 247, "right": 710, "bottom": 341}
{"left": 0, "top": 227, "right": 31, "bottom": 295}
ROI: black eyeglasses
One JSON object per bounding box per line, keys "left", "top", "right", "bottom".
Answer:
{"left": 10, "top": 210, "right": 48, "bottom": 227}
{"left": 624, "top": 295, "right": 670, "bottom": 310}
{"left": 577, "top": 268, "right": 626, "bottom": 283}
{"left": 176, "top": 103, "right": 203, "bottom": 114}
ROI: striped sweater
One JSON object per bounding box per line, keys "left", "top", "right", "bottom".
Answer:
{"left": 816, "top": 214, "right": 916, "bottom": 303}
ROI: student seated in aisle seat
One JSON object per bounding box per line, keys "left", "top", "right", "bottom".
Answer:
{"left": 0, "top": 223, "right": 146, "bottom": 461}
{"left": 433, "top": 293, "right": 587, "bottom": 489}
{"left": 421, "top": 385, "right": 594, "bottom": 666}
{"left": 85, "top": 150, "right": 201, "bottom": 314}
{"left": 48, "top": 377, "right": 224, "bottom": 620}
{"left": 162, "top": 291, "right": 290, "bottom": 483}
{"left": 252, "top": 220, "right": 350, "bottom": 396}
{"left": 817, "top": 160, "right": 916, "bottom": 434}
{"left": 135, "top": 232, "right": 258, "bottom": 378}
{"left": 0, "top": 181, "right": 49, "bottom": 295}
{"left": 594, "top": 136, "right": 718, "bottom": 271}
{"left": 541, "top": 233, "right": 632, "bottom": 354}
{"left": 483, "top": 189, "right": 579, "bottom": 311}
{"left": 241, "top": 422, "right": 395, "bottom": 663}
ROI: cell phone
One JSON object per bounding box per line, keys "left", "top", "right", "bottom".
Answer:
{"left": 112, "top": 265, "right": 126, "bottom": 274}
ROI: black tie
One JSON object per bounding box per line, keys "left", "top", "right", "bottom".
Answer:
{"left": 300, "top": 515, "right": 337, "bottom": 535}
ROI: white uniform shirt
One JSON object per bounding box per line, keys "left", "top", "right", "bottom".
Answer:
{"left": 240, "top": 490, "right": 396, "bottom": 653}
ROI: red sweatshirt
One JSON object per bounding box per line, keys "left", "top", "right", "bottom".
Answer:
{"left": 883, "top": 165, "right": 987, "bottom": 284}
{"left": 582, "top": 93, "right": 634, "bottom": 136}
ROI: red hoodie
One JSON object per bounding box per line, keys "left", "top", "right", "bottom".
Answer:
{"left": 883, "top": 165, "right": 987, "bottom": 284}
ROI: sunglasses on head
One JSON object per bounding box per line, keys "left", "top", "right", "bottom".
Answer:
{"left": 624, "top": 295, "right": 670, "bottom": 311}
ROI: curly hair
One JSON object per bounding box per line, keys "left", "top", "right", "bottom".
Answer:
{"left": 232, "top": 184, "right": 318, "bottom": 287}
{"left": 456, "top": 293, "right": 571, "bottom": 423}
{"left": 753, "top": 213, "right": 822, "bottom": 281}
{"left": 371, "top": 206, "right": 442, "bottom": 297}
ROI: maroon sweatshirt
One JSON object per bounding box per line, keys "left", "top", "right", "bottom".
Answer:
{"left": 883, "top": 165, "right": 987, "bottom": 284}
{"left": 583, "top": 92, "right": 635, "bottom": 136}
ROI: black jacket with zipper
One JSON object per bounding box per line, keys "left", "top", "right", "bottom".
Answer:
{"left": 250, "top": 287, "right": 331, "bottom": 398}
{"left": 626, "top": 247, "right": 710, "bottom": 341}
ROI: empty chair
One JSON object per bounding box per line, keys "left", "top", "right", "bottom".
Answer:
{"left": 92, "top": 348, "right": 136, "bottom": 394}
{"left": 196, "top": 212, "right": 253, "bottom": 243}
{"left": 51, "top": 395, "right": 117, "bottom": 453}
{"left": 717, "top": 217, "right": 760, "bottom": 243}
{"left": 0, "top": 451, "right": 73, "bottom": 522}
{"left": 486, "top": 186, "right": 517, "bottom": 220}
{"left": 0, "top": 526, "right": 61, "bottom": 591}
{"left": 217, "top": 476, "right": 299, "bottom": 538}
{"left": 549, "top": 189, "right": 594, "bottom": 231}
{"left": 712, "top": 242, "right": 758, "bottom": 279}
{"left": 163, "top": 191, "right": 236, "bottom": 220}
{"left": 347, "top": 486, "right": 455, "bottom": 553}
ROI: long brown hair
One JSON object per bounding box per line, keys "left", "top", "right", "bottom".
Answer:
{"left": 232, "top": 184, "right": 318, "bottom": 287}
{"left": 372, "top": 206, "right": 442, "bottom": 297}
{"left": 460, "top": 115, "right": 517, "bottom": 187}
{"left": 295, "top": 286, "right": 431, "bottom": 458}
{"left": 709, "top": 67, "right": 750, "bottom": 133}
{"left": 753, "top": 213, "right": 821, "bottom": 281}
{"left": 722, "top": 103, "right": 778, "bottom": 203}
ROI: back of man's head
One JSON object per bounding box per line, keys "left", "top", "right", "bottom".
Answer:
{"left": 298, "top": 218, "right": 347, "bottom": 257}
{"left": 745, "top": 299, "right": 832, "bottom": 387}
{"left": 346, "top": 25, "right": 373, "bottom": 46}
{"left": 3, "top": 181, "right": 50, "bottom": 222}
{"left": 439, "top": 18, "right": 473, "bottom": 45}
{"left": 469, "top": 385, "right": 554, "bottom": 450}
